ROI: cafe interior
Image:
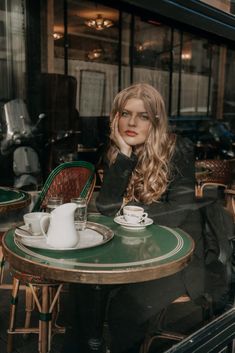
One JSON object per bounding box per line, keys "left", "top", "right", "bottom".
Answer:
{"left": 1, "top": 0, "right": 235, "bottom": 352}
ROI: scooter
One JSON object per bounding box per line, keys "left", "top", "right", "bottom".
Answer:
{"left": 195, "top": 121, "right": 235, "bottom": 160}
{"left": 0, "top": 99, "right": 45, "bottom": 190}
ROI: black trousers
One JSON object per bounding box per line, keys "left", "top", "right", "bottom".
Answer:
{"left": 108, "top": 271, "right": 187, "bottom": 353}
{"left": 61, "top": 271, "right": 187, "bottom": 353}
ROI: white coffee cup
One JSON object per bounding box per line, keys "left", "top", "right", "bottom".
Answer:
{"left": 123, "top": 206, "right": 148, "bottom": 224}
{"left": 23, "top": 212, "right": 50, "bottom": 235}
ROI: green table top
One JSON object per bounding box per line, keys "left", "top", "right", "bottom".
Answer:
{"left": 0, "top": 187, "right": 26, "bottom": 203}
{"left": 0, "top": 187, "right": 31, "bottom": 214}
{"left": 2, "top": 214, "right": 194, "bottom": 284}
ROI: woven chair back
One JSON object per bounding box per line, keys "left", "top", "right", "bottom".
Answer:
{"left": 195, "top": 159, "right": 232, "bottom": 185}
{"left": 33, "top": 161, "right": 95, "bottom": 212}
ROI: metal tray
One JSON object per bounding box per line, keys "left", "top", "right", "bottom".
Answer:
{"left": 14, "top": 221, "right": 114, "bottom": 251}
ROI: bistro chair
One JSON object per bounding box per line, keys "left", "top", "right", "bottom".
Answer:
{"left": 195, "top": 159, "right": 233, "bottom": 198}
{"left": 7, "top": 160, "right": 96, "bottom": 353}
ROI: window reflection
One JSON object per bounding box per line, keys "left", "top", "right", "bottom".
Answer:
{"left": 1, "top": 0, "right": 235, "bottom": 157}
{"left": 133, "top": 18, "right": 171, "bottom": 108}
{"left": 53, "top": 0, "right": 119, "bottom": 64}
{"left": 178, "top": 34, "right": 211, "bottom": 117}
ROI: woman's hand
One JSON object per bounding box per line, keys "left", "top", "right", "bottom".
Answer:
{"left": 110, "top": 113, "right": 132, "bottom": 157}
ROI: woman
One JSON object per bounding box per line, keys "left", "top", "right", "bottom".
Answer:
{"left": 96, "top": 83, "right": 206, "bottom": 353}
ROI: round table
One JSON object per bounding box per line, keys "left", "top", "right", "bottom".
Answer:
{"left": 0, "top": 186, "right": 31, "bottom": 214}
{"left": 3, "top": 214, "right": 194, "bottom": 285}
{"left": 2, "top": 214, "right": 194, "bottom": 353}
{"left": 0, "top": 186, "right": 31, "bottom": 285}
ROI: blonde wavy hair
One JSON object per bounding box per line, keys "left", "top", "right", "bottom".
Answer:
{"left": 107, "top": 83, "right": 176, "bottom": 204}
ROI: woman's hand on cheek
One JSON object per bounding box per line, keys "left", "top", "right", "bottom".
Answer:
{"left": 110, "top": 113, "right": 132, "bottom": 157}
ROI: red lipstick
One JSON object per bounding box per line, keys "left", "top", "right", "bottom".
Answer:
{"left": 125, "top": 130, "right": 137, "bottom": 137}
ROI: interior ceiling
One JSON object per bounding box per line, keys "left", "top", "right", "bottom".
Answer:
{"left": 54, "top": 1, "right": 119, "bottom": 35}
{"left": 53, "top": 1, "right": 165, "bottom": 49}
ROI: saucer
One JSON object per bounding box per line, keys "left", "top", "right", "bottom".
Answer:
{"left": 15, "top": 225, "right": 44, "bottom": 239}
{"left": 114, "top": 216, "right": 153, "bottom": 230}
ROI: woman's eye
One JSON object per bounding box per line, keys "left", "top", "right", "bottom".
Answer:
{"left": 139, "top": 114, "right": 149, "bottom": 121}
{"left": 121, "top": 111, "right": 129, "bottom": 117}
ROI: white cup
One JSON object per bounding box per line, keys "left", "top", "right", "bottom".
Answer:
{"left": 23, "top": 212, "right": 50, "bottom": 235}
{"left": 123, "top": 206, "right": 148, "bottom": 224}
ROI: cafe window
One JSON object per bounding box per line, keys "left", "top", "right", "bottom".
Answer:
{"left": 2, "top": 0, "right": 235, "bottom": 150}
{"left": 39, "top": 0, "right": 235, "bottom": 129}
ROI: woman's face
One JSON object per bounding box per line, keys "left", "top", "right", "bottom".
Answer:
{"left": 118, "top": 98, "right": 152, "bottom": 146}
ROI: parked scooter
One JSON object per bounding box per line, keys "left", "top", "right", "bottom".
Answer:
{"left": 0, "top": 99, "right": 45, "bottom": 190}
{"left": 196, "top": 121, "right": 235, "bottom": 160}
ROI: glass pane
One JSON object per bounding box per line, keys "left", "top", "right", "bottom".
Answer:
{"left": 181, "top": 34, "right": 210, "bottom": 116}
{"left": 53, "top": 0, "right": 119, "bottom": 112}
{"left": 224, "top": 47, "right": 235, "bottom": 124}
{"left": 212, "top": 44, "right": 235, "bottom": 124}
{"left": 133, "top": 17, "right": 171, "bottom": 110}
{"left": 172, "top": 33, "right": 211, "bottom": 117}
{"left": 0, "top": 0, "right": 26, "bottom": 104}
{"left": 121, "top": 12, "right": 131, "bottom": 89}
{"left": 171, "top": 29, "right": 181, "bottom": 116}
{"left": 51, "top": 0, "right": 119, "bottom": 149}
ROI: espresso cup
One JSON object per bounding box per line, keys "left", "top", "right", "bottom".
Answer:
{"left": 123, "top": 206, "right": 148, "bottom": 224}
{"left": 23, "top": 212, "right": 50, "bottom": 235}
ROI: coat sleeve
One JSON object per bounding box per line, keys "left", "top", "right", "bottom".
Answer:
{"left": 96, "top": 152, "right": 138, "bottom": 216}
{"left": 134, "top": 137, "right": 196, "bottom": 227}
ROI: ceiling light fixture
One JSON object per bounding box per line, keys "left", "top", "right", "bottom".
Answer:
{"left": 181, "top": 52, "right": 192, "bottom": 60}
{"left": 88, "top": 49, "right": 103, "bottom": 60}
{"left": 85, "top": 14, "right": 114, "bottom": 31}
{"left": 53, "top": 32, "right": 63, "bottom": 40}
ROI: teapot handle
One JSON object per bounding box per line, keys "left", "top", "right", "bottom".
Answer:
{"left": 40, "top": 215, "right": 51, "bottom": 238}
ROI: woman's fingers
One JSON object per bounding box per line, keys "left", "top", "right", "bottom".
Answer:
{"left": 110, "top": 113, "right": 119, "bottom": 140}
{"left": 110, "top": 113, "right": 132, "bottom": 157}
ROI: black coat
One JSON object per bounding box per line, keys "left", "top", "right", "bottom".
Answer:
{"left": 96, "top": 137, "right": 233, "bottom": 302}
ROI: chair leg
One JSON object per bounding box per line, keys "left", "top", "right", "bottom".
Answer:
{"left": 40, "top": 286, "right": 50, "bottom": 353}
{"left": 7, "top": 280, "right": 65, "bottom": 353}
{"left": 7, "top": 277, "right": 20, "bottom": 353}
{"left": 195, "top": 184, "right": 203, "bottom": 198}
{"left": 28, "top": 283, "right": 64, "bottom": 353}
{"left": 48, "top": 285, "right": 66, "bottom": 349}
{"left": 23, "top": 285, "right": 36, "bottom": 338}
{"left": 0, "top": 248, "right": 5, "bottom": 284}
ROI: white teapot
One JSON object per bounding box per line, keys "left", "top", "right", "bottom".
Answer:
{"left": 40, "top": 203, "right": 79, "bottom": 248}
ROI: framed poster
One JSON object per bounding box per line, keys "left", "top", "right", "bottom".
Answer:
{"left": 79, "top": 70, "right": 105, "bottom": 117}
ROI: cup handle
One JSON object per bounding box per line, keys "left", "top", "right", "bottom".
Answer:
{"left": 140, "top": 212, "right": 148, "bottom": 221}
{"left": 40, "top": 215, "right": 51, "bottom": 238}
